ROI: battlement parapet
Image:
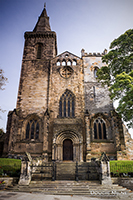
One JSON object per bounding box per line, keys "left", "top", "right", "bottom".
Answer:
{"left": 81, "top": 49, "right": 107, "bottom": 57}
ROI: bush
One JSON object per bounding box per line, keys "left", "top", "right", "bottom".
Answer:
{"left": 0, "top": 167, "right": 3, "bottom": 175}
{"left": 0, "top": 158, "right": 21, "bottom": 177}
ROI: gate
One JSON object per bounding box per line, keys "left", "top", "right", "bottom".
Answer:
{"left": 31, "top": 162, "right": 53, "bottom": 181}
{"left": 31, "top": 161, "right": 99, "bottom": 181}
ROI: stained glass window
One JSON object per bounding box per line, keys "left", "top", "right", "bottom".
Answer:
{"left": 26, "top": 119, "right": 40, "bottom": 140}
{"left": 94, "top": 118, "right": 107, "bottom": 140}
{"left": 59, "top": 90, "right": 75, "bottom": 117}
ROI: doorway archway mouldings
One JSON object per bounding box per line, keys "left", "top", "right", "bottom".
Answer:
{"left": 52, "top": 130, "right": 83, "bottom": 162}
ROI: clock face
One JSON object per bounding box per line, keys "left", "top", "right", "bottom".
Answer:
{"left": 60, "top": 66, "right": 73, "bottom": 78}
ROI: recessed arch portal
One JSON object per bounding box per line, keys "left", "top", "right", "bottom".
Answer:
{"left": 52, "top": 130, "right": 83, "bottom": 162}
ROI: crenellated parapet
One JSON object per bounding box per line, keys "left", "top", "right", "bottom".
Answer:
{"left": 81, "top": 48, "right": 107, "bottom": 57}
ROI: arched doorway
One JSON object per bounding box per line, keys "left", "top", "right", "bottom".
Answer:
{"left": 63, "top": 139, "right": 73, "bottom": 161}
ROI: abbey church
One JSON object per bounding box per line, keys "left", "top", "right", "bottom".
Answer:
{"left": 3, "top": 5, "right": 133, "bottom": 161}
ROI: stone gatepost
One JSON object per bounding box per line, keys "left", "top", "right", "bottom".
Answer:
{"left": 18, "top": 152, "right": 32, "bottom": 185}
{"left": 99, "top": 152, "right": 112, "bottom": 185}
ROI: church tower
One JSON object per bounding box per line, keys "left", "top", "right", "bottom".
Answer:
{"left": 4, "top": 5, "right": 57, "bottom": 158}
{"left": 17, "top": 4, "right": 57, "bottom": 115}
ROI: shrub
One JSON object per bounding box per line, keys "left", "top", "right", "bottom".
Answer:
{"left": 110, "top": 160, "right": 133, "bottom": 177}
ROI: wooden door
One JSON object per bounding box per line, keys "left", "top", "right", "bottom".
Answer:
{"left": 63, "top": 139, "right": 73, "bottom": 160}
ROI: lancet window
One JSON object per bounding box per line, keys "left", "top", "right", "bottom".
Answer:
{"left": 37, "top": 43, "right": 43, "bottom": 59}
{"left": 26, "top": 119, "right": 39, "bottom": 140}
{"left": 94, "top": 67, "right": 99, "bottom": 78}
{"left": 94, "top": 118, "right": 107, "bottom": 139}
{"left": 59, "top": 90, "right": 75, "bottom": 117}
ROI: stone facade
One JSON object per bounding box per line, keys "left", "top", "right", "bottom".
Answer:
{"left": 3, "top": 5, "right": 133, "bottom": 161}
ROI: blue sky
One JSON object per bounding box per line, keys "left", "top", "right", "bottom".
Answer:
{"left": 0, "top": 0, "right": 133, "bottom": 138}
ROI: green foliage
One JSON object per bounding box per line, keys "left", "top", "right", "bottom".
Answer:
{"left": 0, "top": 167, "right": 3, "bottom": 175}
{"left": 110, "top": 160, "right": 133, "bottom": 176}
{"left": 0, "top": 129, "right": 4, "bottom": 135}
{"left": 97, "top": 29, "right": 133, "bottom": 128}
{"left": 0, "top": 158, "right": 21, "bottom": 177}
{"left": 0, "top": 69, "right": 7, "bottom": 116}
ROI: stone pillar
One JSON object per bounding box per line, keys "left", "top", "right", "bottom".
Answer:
{"left": 19, "top": 152, "right": 32, "bottom": 185}
{"left": 42, "top": 114, "right": 49, "bottom": 161}
{"left": 52, "top": 138, "right": 56, "bottom": 161}
{"left": 80, "top": 141, "right": 83, "bottom": 162}
{"left": 18, "top": 158, "right": 31, "bottom": 185}
{"left": 99, "top": 152, "right": 112, "bottom": 185}
{"left": 85, "top": 115, "right": 91, "bottom": 161}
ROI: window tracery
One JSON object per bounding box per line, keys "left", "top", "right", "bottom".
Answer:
{"left": 94, "top": 118, "right": 107, "bottom": 139}
{"left": 26, "top": 119, "right": 39, "bottom": 140}
{"left": 59, "top": 90, "right": 75, "bottom": 117}
{"left": 60, "top": 66, "right": 73, "bottom": 78}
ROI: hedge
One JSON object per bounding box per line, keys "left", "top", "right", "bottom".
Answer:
{"left": 0, "top": 158, "right": 21, "bottom": 177}
{"left": 110, "top": 160, "right": 133, "bottom": 176}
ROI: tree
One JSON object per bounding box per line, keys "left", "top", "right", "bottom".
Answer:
{"left": 0, "top": 69, "right": 7, "bottom": 90}
{"left": 97, "top": 29, "right": 133, "bottom": 128}
{"left": 0, "top": 69, "right": 7, "bottom": 114}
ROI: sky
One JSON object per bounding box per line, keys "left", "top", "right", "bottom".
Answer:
{"left": 0, "top": 0, "right": 133, "bottom": 138}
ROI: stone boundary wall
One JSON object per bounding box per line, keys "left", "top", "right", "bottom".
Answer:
{"left": 112, "top": 177, "right": 133, "bottom": 191}
{"left": 0, "top": 177, "right": 19, "bottom": 187}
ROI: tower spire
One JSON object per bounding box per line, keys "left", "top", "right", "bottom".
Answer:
{"left": 33, "top": 4, "right": 51, "bottom": 32}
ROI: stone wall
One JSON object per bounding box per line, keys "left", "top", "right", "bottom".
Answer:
{"left": 82, "top": 50, "right": 113, "bottom": 114}
{"left": 112, "top": 177, "right": 133, "bottom": 191}
{"left": 49, "top": 51, "right": 84, "bottom": 118}
{"left": 117, "top": 125, "right": 133, "bottom": 160}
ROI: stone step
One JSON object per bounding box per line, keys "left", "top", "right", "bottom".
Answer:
{"left": 56, "top": 162, "right": 76, "bottom": 180}
{"left": 5, "top": 182, "right": 133, "bottom": 198}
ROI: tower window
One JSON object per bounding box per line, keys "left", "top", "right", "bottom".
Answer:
{"left": 94, "top": 67, "right": 99, "bottom": 78}
{"left": 59, "top": 90, "right": 75, "bottom": 117}
{"left": 37, "top": 43, "right": 43, "bottom": 59}
{"left": 26, "top": 119, "right": 40, "bottom": 140}
{"left": 94, "top": 118, "right": 107, "bottom": 139}
{"left": 56, "top": 60, "right": 60, "bottom": 66}
{"left": 72, "top": 60, "right": 77, "bottom": 66}
{"left": 67, "top": 60, "right": 71, "bottom": 66}
{"left": 62, "top": 60, "right": 66, "bottom": 66}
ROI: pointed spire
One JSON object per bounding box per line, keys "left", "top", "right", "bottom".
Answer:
{"left": 33, "top": 4, "right": 51, "bottom": 32}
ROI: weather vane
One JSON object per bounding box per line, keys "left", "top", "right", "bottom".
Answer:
{"left": 44, "top": 2, "right": 46, "bottom": 8}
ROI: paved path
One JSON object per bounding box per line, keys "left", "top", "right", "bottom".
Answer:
{"left": 0, "top": 191, "right": 133, "bottom": 200}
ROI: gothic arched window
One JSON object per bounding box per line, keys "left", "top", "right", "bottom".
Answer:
{"left": 94, "top": 67, "right": 99, "bottom": 78}
{"left": 26, "top": 119, "right": 39, "bottom": 140}
{"left": 37, "top": 43, "right": 43, "bottom": 59}
{"left": 59, "top": 90, "right": 75, "bottom": 117}
{"left": 94, "top": 118, "right": 107, "bottom": 139}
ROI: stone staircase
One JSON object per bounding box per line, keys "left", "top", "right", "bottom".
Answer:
{"left": 31, "top": 161, "right": 99, "bottom": 181}
{"left": 56, "top": 162, "right": 76, "bottom": 180}
{"left": 6, "top": 180, "right": 133, "bottom": 198}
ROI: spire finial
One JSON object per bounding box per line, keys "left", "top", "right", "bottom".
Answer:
{"left": 44, "top": 2, "right": 46, "bottom": 8}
